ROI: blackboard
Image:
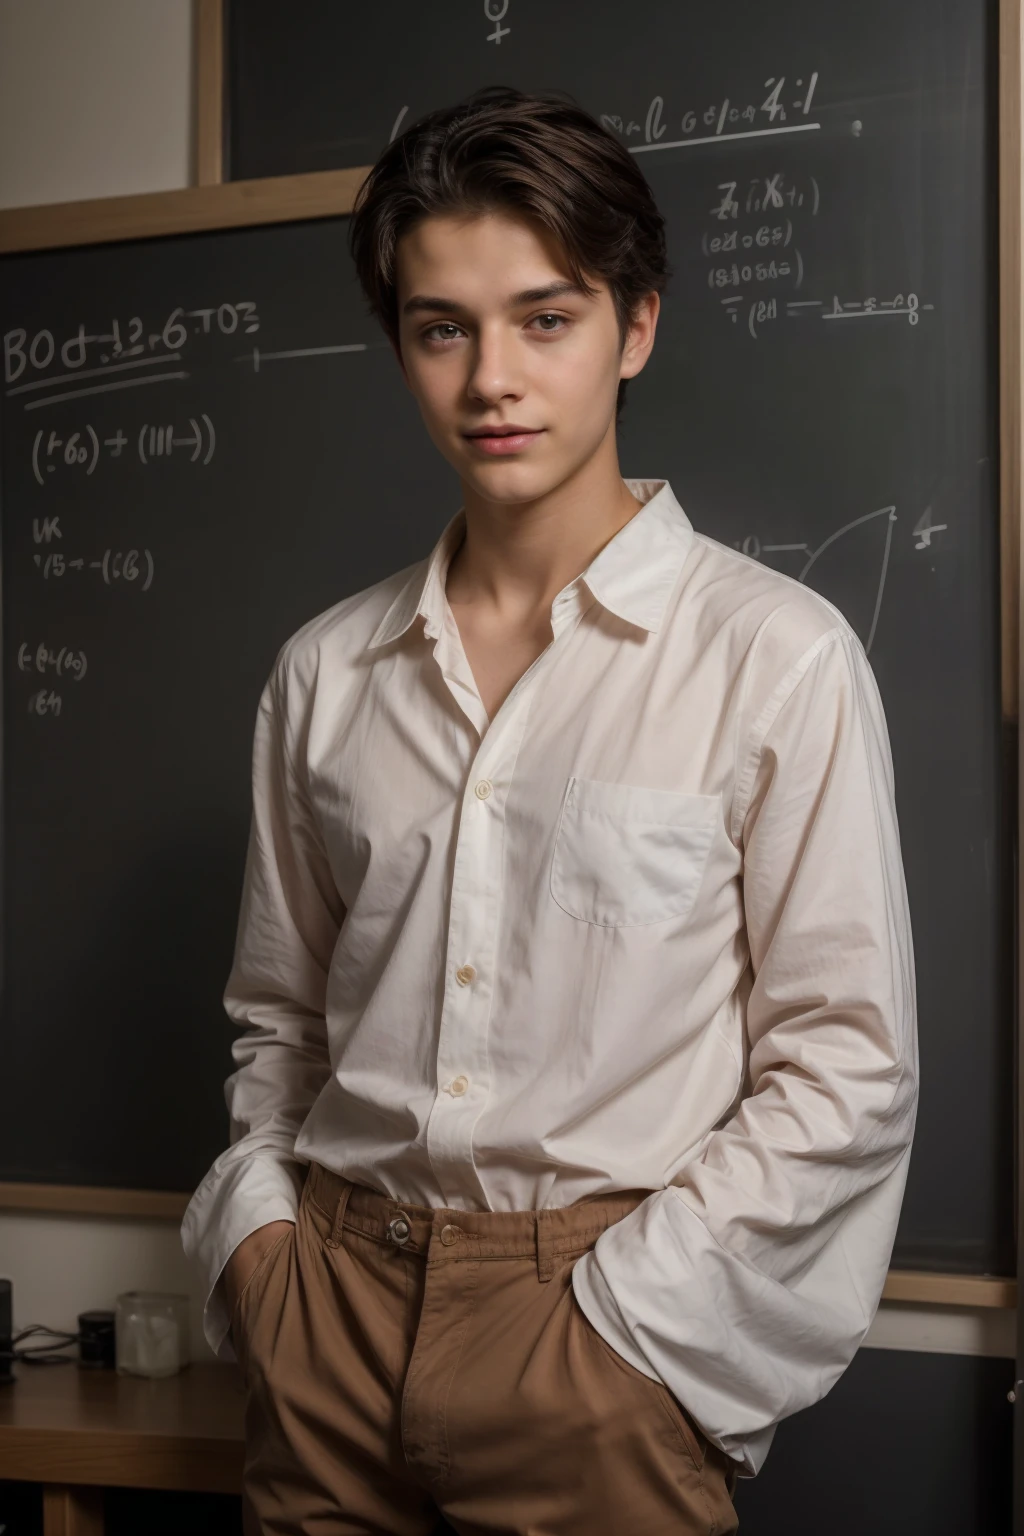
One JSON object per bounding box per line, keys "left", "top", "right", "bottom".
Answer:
{"left": 227, "top": 0, "right": 1013, "bottom": 1278}
{"left": 0, "top": 219, "right": 457, "bottom": 1197}
{"left": 0, "top": 0, "right": 1009, "bottom": 1283}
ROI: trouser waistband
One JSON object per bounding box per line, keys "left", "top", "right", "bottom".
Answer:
{"left": 304, "top": 1160, "right": 651, "bottom": 1281}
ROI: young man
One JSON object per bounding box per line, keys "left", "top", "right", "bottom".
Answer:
{"left": 182, "top": 86, "right": 918, "bottom": 1535}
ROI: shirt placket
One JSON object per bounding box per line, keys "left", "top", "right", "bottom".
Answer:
{"left": 424, "top": 583, "right": 592, "bottom": 1208}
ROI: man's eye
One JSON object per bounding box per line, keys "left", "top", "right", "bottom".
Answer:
{"left": 425, "top": 323, "right": 462, "bottom": 342}
{"left": 532, "top": 313, "right": 566, "bottom": 332}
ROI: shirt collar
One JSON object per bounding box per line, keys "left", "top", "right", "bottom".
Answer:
{"left": 365, "top": 478, "right": 694, "bottom": 651}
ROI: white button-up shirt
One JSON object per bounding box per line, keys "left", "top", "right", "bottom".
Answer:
{"left": 180, "top": 477, "right": 918, "bottom": 1478}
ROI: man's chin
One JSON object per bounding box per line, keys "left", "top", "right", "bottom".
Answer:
{"left": 456, "top": 455, "right": 574, "bottom": 508}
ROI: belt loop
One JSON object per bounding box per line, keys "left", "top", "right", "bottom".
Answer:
{"left": 536, "top": 1207, "right": 556, "bottom": 1282}
{"left": 326, "top": 1178, "right": 354, "bottom": 1250}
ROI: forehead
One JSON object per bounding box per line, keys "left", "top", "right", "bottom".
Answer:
{"left": 394, "top": 209, "right": 584, "bottom": 295}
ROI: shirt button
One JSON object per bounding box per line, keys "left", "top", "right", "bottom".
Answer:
{"left": 474, "top": 779, "right": 493, "bottom": 800}
{"left": 440, "top": 1223, "right": 461, "bottom": 1245}
{"left": 455, "top": 964, "right": 476, "bottom": 986}
{"left": 449, "top": 1075, "right": 469, "bottom": 1096}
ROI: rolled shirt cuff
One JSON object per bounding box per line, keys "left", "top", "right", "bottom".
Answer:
{"left": 569, "top": 1181, "right": 895, "bottom": 1479}
{"left": 180, "top": 1148, "right": 306, "bottom": 1361}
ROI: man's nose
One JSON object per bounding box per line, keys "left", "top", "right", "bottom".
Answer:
{"left": 466, "top": 325, "right": 524, "bottom": 401}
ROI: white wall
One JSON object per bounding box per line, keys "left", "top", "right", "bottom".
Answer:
{"left": 0, "top": 0, "right": 193, "bottom": 209}
{"left": 0, "top": 0, "right": 1013, "bottom": 1368}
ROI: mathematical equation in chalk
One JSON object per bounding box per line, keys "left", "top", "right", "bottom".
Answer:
{"left": 704, "top": 172, "right": 818, "bottom": 282}
{"left": 700, "top": 170, "right": 934, "bottom": 337}
{"left": 32, "top": 548, "right": 155, "bottom": 589}
{"left": 736, "top": 507, "right": 945, "bottom": 568}
{"left": 727, "top": 291, "right": 935, "bottom": 338}
{"left": 709, "top": 173, "right": 821, "bottom": 225}
{"left": 20, "top": 641, "right": 89, "bottom": 721}
{"left": 3, "top": 303, "right": 261, "bottom": 401}
{"left": 706, "top": 218, "right": 796, "bottom": 255}
{"left": 702, "top": 172, "right": 812, "bottom": 314}
{"left": 733, "top": 503, "right": 947, "bottom": 655}
{"left": 18, "top": 642, "right": 88, "bottom": 681}
{"left": 711, "top": 259, "right": 803, "bottom": 292}
{"left": 30, "top": 417, "right": 216, "bottom": 483}
{"left": 600, "top": 72, "right": 820, "bottom": 150}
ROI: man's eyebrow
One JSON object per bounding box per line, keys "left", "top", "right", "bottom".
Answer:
{"left": 401, "top": 280, "right": 587, "bottom": 317}
{"left": 506, "top": 280, "right": 589, "bottom": 307}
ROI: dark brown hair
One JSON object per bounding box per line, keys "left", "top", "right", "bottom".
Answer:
{"left": 348, "top": 85, "right": 670, "bottom": 422}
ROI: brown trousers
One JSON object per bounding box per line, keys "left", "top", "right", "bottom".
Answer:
{"left": 231, "top": 1159, "right": 740, "bottom": 1535}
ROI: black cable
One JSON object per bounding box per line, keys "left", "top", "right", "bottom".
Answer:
{"left": 0, "top": 1322, "right": 83, "bottom": 1366}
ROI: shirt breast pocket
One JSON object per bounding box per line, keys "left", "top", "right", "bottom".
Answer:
{"left": 549, "top": 776, "right": 721, "bottom": 928}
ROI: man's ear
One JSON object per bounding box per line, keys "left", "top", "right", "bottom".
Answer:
{"left": 619, "top": 291, "right": 661, "bottom": 383}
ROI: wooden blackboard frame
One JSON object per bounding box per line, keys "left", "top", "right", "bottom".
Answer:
{"left": 0, "top": 0, "right": 1017, "bottom": 1317}
{"left": 196, "top": 0, "right": 226, "bottom": 189}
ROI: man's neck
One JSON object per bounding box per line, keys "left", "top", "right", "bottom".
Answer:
{"left": 445, "top": 436, "right": 643, "bottom": 623}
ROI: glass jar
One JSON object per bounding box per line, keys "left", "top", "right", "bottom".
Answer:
{"left": 115, "top": 1290, "right": 190, "bottom": 1377}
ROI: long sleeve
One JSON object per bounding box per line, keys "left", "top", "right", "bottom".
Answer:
{"left": 570, "top": 624, "right": 919, "bottom": 1477}
{"left": 180, "top": 646, "right": 344, "bottom": 1362}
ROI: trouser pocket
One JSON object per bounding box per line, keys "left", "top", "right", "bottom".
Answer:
{"left": 231, "top": 1223, "right": 295, "bottom": 1369}
{"left": 569, "top": 1289, "right": 709, "bottom": 1475}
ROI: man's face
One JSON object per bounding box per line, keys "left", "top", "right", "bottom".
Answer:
{"left": 393, "top": 209, "right": 657, "bottom": 505}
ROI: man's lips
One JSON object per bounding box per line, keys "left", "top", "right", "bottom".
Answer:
{"left": 462, "top": 426, "right": 545, "bottom": 456}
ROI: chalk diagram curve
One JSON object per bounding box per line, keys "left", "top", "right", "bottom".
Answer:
{"left": 737, "top": 504, "right": 898, "bottom": 656}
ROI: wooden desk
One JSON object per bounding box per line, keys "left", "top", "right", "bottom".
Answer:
{"left": 0, "top": 1362, "right": 244, "bottom": 1535}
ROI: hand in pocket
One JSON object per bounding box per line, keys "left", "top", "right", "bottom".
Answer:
{"left": 225, "top": 1220, "right": 294, "bottom": 1342}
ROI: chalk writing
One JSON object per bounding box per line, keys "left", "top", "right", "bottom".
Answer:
{"left": 30, "top": 416, "right": 216, "bottom": 483}
{"left": 3, "top": 303, "right": 260, "bottom": 407}
{"left": 27, "top": 690, "right": 62, "bottom": 718}
{"left": 821, "top": 293, "right": 933, "bottom": 324}
{"left": 735, "top": 506, "right": 898, "bottom": 654}
{"left": 708, "top": 173, "right": 820, "bottom": 222}
{"left": 704, "top": 221, "right": 792, "bottom": 255}
{"left": 729, "top": 292, "right": 935, "bottom": 338}
{"left": 32, "top": 549, "right": 155, "bottom": 589}
{"left": 236, "top": 343, "right": 368, "bottom": 372}
{"left": 601, "top": 73, "right": 822, "bottom": 156}
{"left": 18, "top": 643, "right": 87, "bottom": 681}
{"left": 709, "top": 257, "right": 799, "bottom": 290}
{"left": 485, "top": 0, "right": 510, "bottom": 45}
{"left": 913, "top": 509, "right": 948, "bottom": 549}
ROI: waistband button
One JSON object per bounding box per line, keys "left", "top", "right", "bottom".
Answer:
{"left": 386, "top": 1214, "right": 412, "bottom": 1245}
{"left": 440, "top": 1223, "right": 461, "bottom": 1246}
